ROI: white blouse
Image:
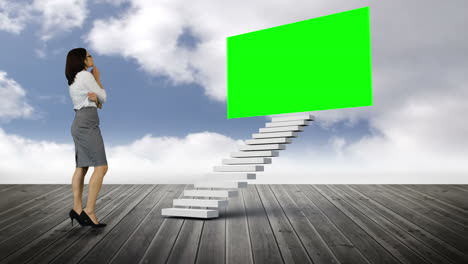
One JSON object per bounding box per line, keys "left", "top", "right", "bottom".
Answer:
{"left": 69, "top": 70, "right": 107, "bottom": 110}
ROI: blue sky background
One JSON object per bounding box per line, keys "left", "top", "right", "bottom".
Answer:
{"left": 1, "top": 0, "right": 467, "bottom": 184}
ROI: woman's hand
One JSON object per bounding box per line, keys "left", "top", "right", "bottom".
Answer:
{"left": 91, "top": 65, "right": 100, "bottom": 80}
{"left": 88, "top": 92, "right": 98, "bottom": 103}
{"left": 91, "top": 65, "right": 104, "bottom": 89}
{"left": 88, "top": 92, "right": 102, "bottom": 109}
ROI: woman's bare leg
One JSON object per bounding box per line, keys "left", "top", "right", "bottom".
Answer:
{"left": 72, "top": 167, "right": 88, "bottom": 214}
{"left": 84, "top": 165, "right": 108, "bottom": 224}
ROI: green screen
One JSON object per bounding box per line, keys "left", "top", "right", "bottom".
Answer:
{"left": 226, "top": 6, "right": 372, "bottom": 119}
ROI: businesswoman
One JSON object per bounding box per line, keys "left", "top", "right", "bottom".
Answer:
{"left": 66, "top": 48, "right": 108, "bottom": 228}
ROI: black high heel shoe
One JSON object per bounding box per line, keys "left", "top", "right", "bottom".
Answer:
{"left": 69, "top": 209, "right": 90, "bottom": 226}
{"left": 80, "top": 210, "right": 107, "bottom": 228}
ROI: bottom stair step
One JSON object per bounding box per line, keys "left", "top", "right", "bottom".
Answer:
{"left": 161, "top": 208, "right": 219, "bottom": 218}
{"left": 173, "top": 198, "right": 229, "bottom": 208}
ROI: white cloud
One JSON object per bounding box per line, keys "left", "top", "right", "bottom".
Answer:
{"left": 0, "top": 71, "right": 35, "bottom": 123}
{"left": 258, "top": 131, "right": 468, "bottom": 184}
{"left": 85, "top": 2, "right": 194, "bottom": 85}
{"left": 93, "top": 0, "right": 128, "bottom": 6}
{"left": 0, "top": 121, "right": 467, "bottom": 184}
{"left": 0, "top": 0, "right": 87, "bottom": 42}
{"left": 329, "top": 136, "right": 346, "bottom": 159}
{"left": 0, "top": 0, "right": 32, "bottom": 33}
{"left": 34, "top": 47, "right": 46, "bottom": 58}
{"left": 32, "top": 0, "right": 88, "bottom": 41}
{"left": 0, "top": 128, "right": 247, "bottom": 184}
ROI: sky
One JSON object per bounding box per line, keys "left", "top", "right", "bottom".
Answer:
{"left": 0, "top": 0, "right": 467, "bottom": 184}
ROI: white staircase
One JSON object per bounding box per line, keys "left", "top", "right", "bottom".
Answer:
{"left": 161, "top": 114, "right": 314, "bottom": 218}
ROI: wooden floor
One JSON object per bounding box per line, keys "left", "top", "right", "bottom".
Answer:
{"left": 0, "top": 184, "right": 467, "bottom": 264}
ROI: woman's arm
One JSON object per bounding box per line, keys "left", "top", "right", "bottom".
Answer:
{"left": 84, "top": 71, "right": 107, "bottom": 103}
{"left": 94, "top": 75, "right": 104, "bottom": 89}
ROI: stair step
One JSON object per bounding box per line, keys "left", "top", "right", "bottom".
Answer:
{"left": 213, "top": 165, "right": 264, "bottom": 172}
{"left": 266, "top": 120, "right": 310, "bottom": 127}
{"left": 173, "top": 198, "right": 229, "bottom": 208}
{"left": 184, "top": 189, "right": 238, "bottom": 197}
{"left": 223, "top": 157, "right": 272, "bottom": 165}
{"left": 203, "top": 172, "right": 256, "bottom": 180}
{"left": 245, "top": 138, "right": 292, "bottom": 145}
{"left": 161, "top": 208, "right": 219, "bottom": 218}
{"left": 194, "top": 181, "right": 248, "bottom": 188}
{"left": 231, "top": 150, "right": 279, "bottom": 158}
{"left": 252, "top": 131, "right": 297, "bottom": 139}
{"left": 271, "top": 114, "right": 314, "bottom": 122}
{"left": 239, "top": 144, "right": 285, "bottom": 151}
{"left": 259, "top": 125, "right": 304, "bottom": 133}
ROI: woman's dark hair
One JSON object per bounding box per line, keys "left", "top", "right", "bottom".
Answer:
{"left": 65, "top": 48, "right": 87, "bottom": 85}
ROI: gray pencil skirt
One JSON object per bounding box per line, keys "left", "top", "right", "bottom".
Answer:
{"left": 71, "top": 107, "right": 108, "bottom": 168}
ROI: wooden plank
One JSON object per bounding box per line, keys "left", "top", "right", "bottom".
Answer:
{"left": 397, "top": 185, "right": 468, "bottom": 221}
{"left": 163, "top": 187, "right": 218, "bottom": 264}
{"left": 406, "top": 185, "right": 468, "bottom": 211}
{"left": 352, "top": 185, "right": 468, "bottom": 256}
{"left": 242, "top": 184, "right": 283, "bottom": 264}
{"left": 0, "top": 184, "right": 27, "bottom": 196}
{"left": 225, "top": 184, "right": 253, "bottom": 264}
{"left": 390, "top": 185, "right": 468, "bottom": 222}
{"left": 0, "top": 184, "right": 107, "bottom": 244}
{"left": 137, "top": 185, "right": 197, "bottom": 264}
{"left": 383, "top": 185, "right": 468, "bottom": 230}
{"left": 282, "top": 184, "right": 368, "bottom": 263}
{"left": 0, "top": 184, "right": 120, "bottom": 263}
{"left": 328, "top": 185, "right": 451, "bottom": 264}
{"left": 339, "top": 185, "right": 468, "bottom": 264}
{"left": 0, "top": 185, "right": 69, "bottom": 224}
{"left": 105, "top": 184, "right": 187, "bottom": 264}
{"left": 256, "top": 184, "right": 313, "bottom": 263}
{"left": 49, "top": 185, "right": 155, "bottom": 264}
{"left": 0, "top": 184, "right": 61, "bottom": 212}
{"left": 0, "top": 185, "right": 17, "bottom": 193}
{"left": 6, "top": 185, "right": 133, "bottom": 263}
{"left": 359, "top": 185, "right": 468, "bottom": 250}
{"left": 449, "top": 185, "right": 468, "bottom": 192}
{"left": 0, "top": 184, "right": 98, "bottom": 245}
{"left": 269, "top": 184, "right": 339, "bottom": 264}
{"left": 196, "top": 189, "right": 226, "bottom": 264}
{"left": 77, "top": 184, "right": 174, "bottom": 263}
{"left": 1, "top": 184, "right": 466, "bottom": 263}
{"left": 165, "top": 215, "right": 204, "bottom": 264}
{"left": 315, "top": 185, "right": 428, "bottom": 264}
{"left": 160, "top": 186, "right": 207, "bottom": 264}
{"left": 299, "top": 185, "right": 400, "bottom": 264}
{"left": 376, "top": 185, "right": 468, "bottom": 238}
